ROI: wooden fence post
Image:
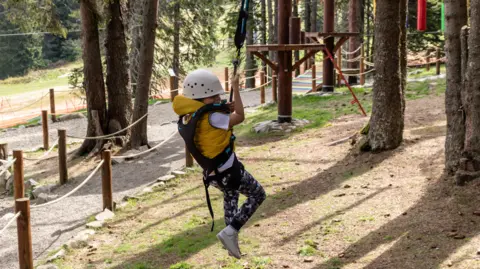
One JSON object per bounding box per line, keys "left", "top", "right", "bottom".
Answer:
{"left": 426, "top": 54, "right": 430, "bottom": 71}
{"left": 224, "top": 67, "right": 229, "bottom": 92}
{"left": 16, "top": 198, "right": 33, "bottom": 269}
{"left": 312, "top": 65, "right": 317, "bottom": 92}
{"left": 49, "top": 88, "right": 56, "bottom": 122}
{"left": 360, "top": 46, "right": 365, "bottom": 85}
{"left": 58, "top": 129, "right": 68, "bottom": 185}
{"left": 102, "top": 150, "right": 113, "bottom": 211}
{"left": 272, "top": 74, "right": 278, "bottom": 103}
{"left": 185, "top": 146, "right": 193, "bottom": 168}
{"left": 41, "top": 110, "right": 49, "bottom": 150}
{"left": 337, "top": 51, "right": 343, "bottom": 87}
{"left": 0, "top": 143, "right": 7, "bottom": 160}
{"left": 436, "top": 48, "right": 441, "bottom": 75}
{"left": 301, "top": 31, "right": 307, "bottom": 71}
{"left": 260, "top": 71, "right": 266, "bottom": 104}
{"left": 13, "top": 150, "right": 24, "bottom": 200}
{"left": 170, "top": 75, "right": 177, "bottom": 102}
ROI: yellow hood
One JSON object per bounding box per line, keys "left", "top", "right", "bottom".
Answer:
{"left": 171, "top": 95, "right": 233, "bottom": 159}
{"left": 172, "top": 95, "right": 204, "bottom": 116}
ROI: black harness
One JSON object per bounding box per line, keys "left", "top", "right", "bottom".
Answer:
{"left": 177, "top": 103, "right": 237, "bottom": 231}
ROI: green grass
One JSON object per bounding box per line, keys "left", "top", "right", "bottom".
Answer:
{"left": 252, "top": 257, "right": 272, "bottom": 268}
{"left": 298, "top": 245, "right": 317, "bottom": 256}
{"left": 405, "top": 78, "right": 446, "bottom": 100}
{"left": 169, "top": 262, "right": 193, "bottom": 269}
{"left": 328, "top": 257, "right": 344, "bottom": 269}
{"left": 157, "top": 219, "right": 223, "bottom": 258}
{"left": 126, "top": 262, "right": 154, "bottom": 269}
{"left": 114, "top": 243, "right": 133, "bottom": 254}
{"left": 235, "top": 89, "right": 373, "bottom": 138}
{"left": 0, "top": 61, "right": 81, "bottom": 97}
{"left": 407, "top": 64, "right": 446, "bottom": 79}
{"left": 359, "top": 216, "right": 375, "bottom": 222}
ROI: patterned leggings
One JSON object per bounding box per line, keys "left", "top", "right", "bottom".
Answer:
{"left": 209, "top": 165, "right": 266, "bottom": 231}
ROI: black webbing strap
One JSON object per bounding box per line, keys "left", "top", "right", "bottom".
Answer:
{"left": 204, "top": 181, "right": 215, "bottom": 232}
{"left": 230, "top": 0, "right": 251, "bottom": 103}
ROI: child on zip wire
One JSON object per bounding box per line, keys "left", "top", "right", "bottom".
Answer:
{"left": 173, "top": 69, "right": 266, "bottom": 259}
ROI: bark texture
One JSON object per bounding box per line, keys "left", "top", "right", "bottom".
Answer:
{"left": 245, "top": 13, "right": 257, "bottom": 89}
{"left": 348, "top": 0, "right": 361, "bottom": 84}
{"left": 172, "top": 1, "right": 180, "bottom": 89}
{"left": 367, "top": 0, "right": 404, "bottom": 151}
{"left": 456, "top": 0, "right": 480, "bottom": 184}
{"left": 105, "top": 0, "right": 132, "bottom": 144}
{"left": 128, "top": 0, "right": 144, "bottom": 95}
{"left": 129, "top": 0, "right": 158, "bottom": 148}
{"left": 78, "top": 0, "right": 107, "bottom": 155}
{"left": 399, "top": 0, "right": 408, "bottom": 114}
{"left": 261, "top": 0, "right": 268, "bottom": 71}
{"left": 444, "top": 0, "right": 467, "bottom": 175}
{"left": 268, "top": 0, "right": 275, "bottom": 75}
{"left": 304, "top": 0, "right": 311, "bottom": 32}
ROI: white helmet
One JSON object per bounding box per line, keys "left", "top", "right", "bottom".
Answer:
{"left": 182, "top": 69, "right": 225, "bottom": 99}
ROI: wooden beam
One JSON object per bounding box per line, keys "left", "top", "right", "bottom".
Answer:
{"left": 305, "top": 32, "right": 360, "bottom": 38}
{"left": 333, "top": 37, "right": 349, "bottom": 54}
{"left": 251, "top": 51, "right": 278, "bottom": 71}
{"left": 292, "top": 50, "right": 322, "bottom": 71}
{"left": 247, "top": 44, "right": 325, "bottom": 52}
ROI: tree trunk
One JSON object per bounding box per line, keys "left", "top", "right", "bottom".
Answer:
{"left": 348, "top": 0, "right": 360, "bottom": 84}
{"left": 293, "top": 0, "right": 298, "bottom": 16}
{"left": 456, "top": 0, "right": 480, "bottom": 184}
{"left": 310, "top": 0, "right": 317, "bottom": 32}
{"left": 365, "top": 0, "right": 371, "bottom": 61}
{"left": 268, "top": 0, "right": 275, "bottom": 75}
{"left": 310, "top": 0, "right": 317, "bottom": 67}
{"left": 129, "top": 0, "right": 158, "bottom": 148}
{"left": 399, "top": 0, "right": 407, "bottom": 114}
{"left": 172, "top": 1, "right": 180, "bottom": 90}
{"left": 78, "top": 0, "right": 108, "bottom": 155}
{"left": 245, "top": 11, "right": 256, "bottom": 89}
{"left": 293, "top": 0, "right": 300, "bottom": 76}
{"left": 304, "top": 0, "right": 311, "bottom": 32}
{"left": 444, "top": 0, "right": 467, "bottom": 175}
{"left": 274, "top": 0, "right": 278, "bottom": 62}
{"left": 367, "top": 0, "right": 404, "bottom": 151}
{"left": 105, "top": 0, "right": 132, "bottom": 146}
{"left": 128, "top": 0, "right": 144, "bottom": 95}
{"left": 261, "top": 0, "right": 267, "bottom": 72}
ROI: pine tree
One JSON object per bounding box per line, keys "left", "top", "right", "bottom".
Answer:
{"left": 367, "top": 0, "right": 404, "bottom": 151}
{"left": 0, "top": 5, "right": 43, "bottom": 79}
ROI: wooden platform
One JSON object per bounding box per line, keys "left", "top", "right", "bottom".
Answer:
{"left": 246, "top": 44, "right": 326, "bottom": 52}
{"left": 305, "top": 32, "right": 360, "bottom": 38}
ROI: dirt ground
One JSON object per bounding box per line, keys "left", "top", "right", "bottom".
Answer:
{"left": 50, "top": 92, "right": 480, "bottom": 269}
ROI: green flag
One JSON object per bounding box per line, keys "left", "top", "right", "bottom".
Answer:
{"left": 441, "top": 2, "right": 445, "bottom": 32}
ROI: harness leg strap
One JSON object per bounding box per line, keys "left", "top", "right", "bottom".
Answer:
{"left": 203, "top": 176, "right": 215, "bottom": 232}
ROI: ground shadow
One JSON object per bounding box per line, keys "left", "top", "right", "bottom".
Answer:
{"left": 102, "top": 122, "right": 449, "bottom": 268}
{"left": 106, "top": 136, "right": 439, "bottom": 268}
{"left": 312, "top": 149, "right": 480, "bottom": 269}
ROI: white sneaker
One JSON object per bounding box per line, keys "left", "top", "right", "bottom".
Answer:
{"left": 216, "top": 225, "right": 241, "bottom": 259}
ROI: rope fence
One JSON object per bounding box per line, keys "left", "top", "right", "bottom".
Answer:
{"left": 67, "top": 113, "right": 149, "bottom": 140}
{"left": 0, "top": 158, "right": 16, "bottom": 177}
{"left": 241, "top": 80, "right": 273, "bottom": 93}
{"left": 0, "top": 212, "right": 21, "bottom": 236}
{"left": 31, "top": 160, "right": 104, "bottom": 209}
{"left": 343, "top": 68, "right": 376, "bottom": 77}
{"left": 341, "top": 56, "right": 363, "bottom": 63}
{"left": 112, "top": 131, "right": 177, "bottom": 160}
{"left": 23, "top": 139, "right": 59, "bottom": 162}
{"left": 0, "top": 93, "right": 49, "bottom": 114}
{"left": 341, "top": 44, "right": 363, "bottom": 55}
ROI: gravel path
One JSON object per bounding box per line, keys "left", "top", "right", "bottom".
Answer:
{"left": 0, "top": 89, "right": 270, "bottom": 268}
